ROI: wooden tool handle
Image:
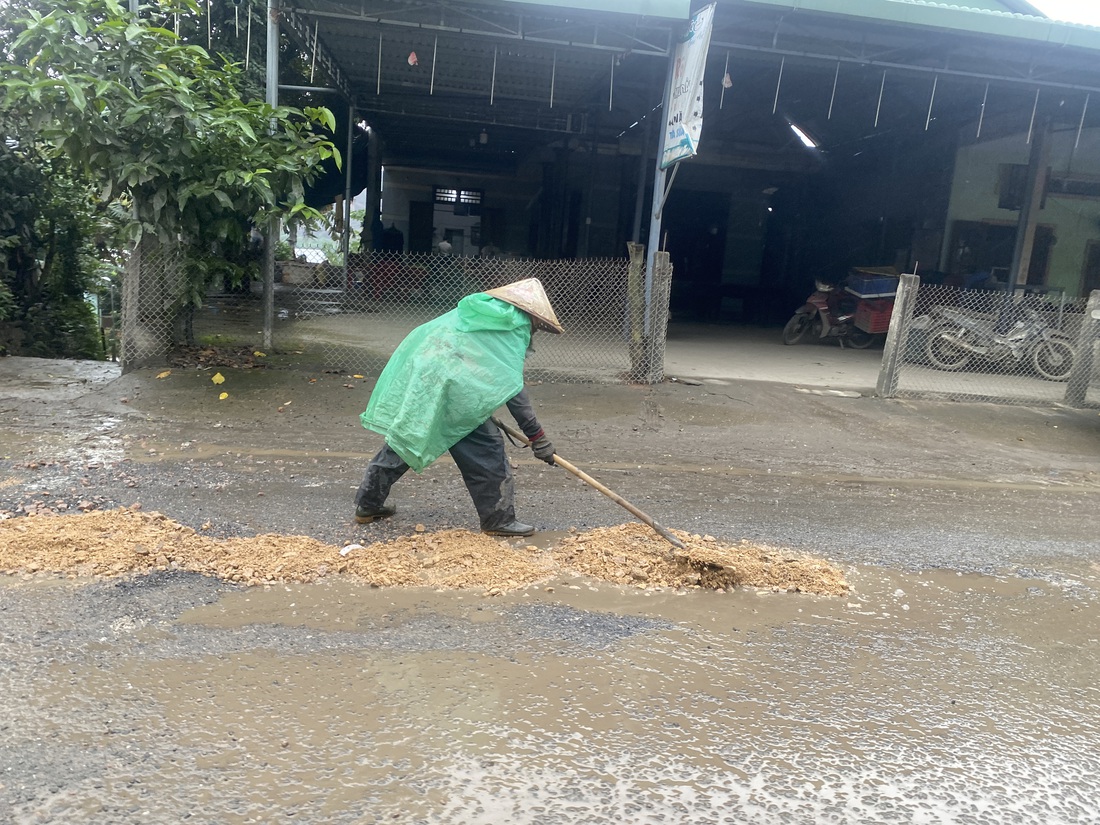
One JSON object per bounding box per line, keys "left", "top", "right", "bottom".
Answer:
{"left": 491, "top": 417, "right": 684, "bottom": 550}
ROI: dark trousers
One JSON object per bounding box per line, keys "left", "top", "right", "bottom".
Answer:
{"left": 355, "top": 420, "right": 516, "bottom": 530}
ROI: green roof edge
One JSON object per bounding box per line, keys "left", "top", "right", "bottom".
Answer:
{"left": 736, "top": 0, "right": 1100, "bottom": 53}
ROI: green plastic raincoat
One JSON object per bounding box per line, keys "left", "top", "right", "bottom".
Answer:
{"left": 360, "top": 293, "right": 532, "bottom": 472}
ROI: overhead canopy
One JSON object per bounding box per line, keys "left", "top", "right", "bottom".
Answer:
{"left": 279, "top": 0, "right": 682, "bottom": 170}
{"left": 721, "top": 0, "right": 1100, "bottom": 96}
{"left": 278, "top": 0, "right": 1100, "bottom": 173}
{"left": 487, "top": 0, "right": 690, "bottom": 19}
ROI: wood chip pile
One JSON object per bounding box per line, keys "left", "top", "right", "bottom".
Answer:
{"left": 0, "top": 508, "right": 848, "bottom": 596}
{"left": 558, "top": 523, "right": 849, "bottom": 595}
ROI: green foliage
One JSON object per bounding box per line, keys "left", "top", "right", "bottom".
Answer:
{"left": 274, "top": 238, "right": 295, "bottom": 261}
{"left": 1, "top": 0, "right": 337, "bottom": 247}
{"left": 0, "top": 137, "right": 45, "bottom": 290}
{"left": 0, "top": 137, "right": 122, "bottom": 357}
{"left": 0, "top": 283, "right": 16, "bottom": 323}
{"left": 21, "top": 293, "right": 102, "bottom": 360}
{"left": 183, "top": 244, "right": 259, "bottom": 298}
{"left": 0, "top": 0, "right": 341, "bottom": 354}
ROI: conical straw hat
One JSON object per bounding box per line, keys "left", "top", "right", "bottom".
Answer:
{"left": 484, "top": 278, "right": 564, "bottom": 334}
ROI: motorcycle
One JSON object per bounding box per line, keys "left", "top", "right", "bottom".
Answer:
{"left": 782, "top": 279, "right": 878, "bottom": 349}
{"left": 923, "top": 304, "right": 1075, "bottom": 381}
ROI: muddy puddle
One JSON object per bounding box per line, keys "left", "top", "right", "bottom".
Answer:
{"left": 3, "top": 357, "right": 1100, "bottom": 822}
{"left": 2, "top": 562, "right": 1097, "bottom": 824}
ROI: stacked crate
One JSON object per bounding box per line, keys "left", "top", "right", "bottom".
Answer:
{"left": 846, "top": 270, "right": 898, "bottom": 334}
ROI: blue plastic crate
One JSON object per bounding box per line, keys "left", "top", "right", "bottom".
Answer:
{"left": 847, "top": 274, "right": 897, "bottom": 297}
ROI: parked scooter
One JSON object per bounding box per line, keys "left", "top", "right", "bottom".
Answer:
{"left": 782, "top": 279, "right": 877, "bottom": 348}
{"left": 923, "top": 304, "right": 1075, "bottom": 381}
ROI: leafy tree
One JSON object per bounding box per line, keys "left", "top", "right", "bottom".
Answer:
{"left": 0, "top": 141, "right": 42, "bottom": 326}
{"left": 0, "top": 0, "right": 338, "bottom": 360}
{"left": 2, "top": 0, "right": 336, "bottom": 242}
{"left": 0, "top": 131, "right": 121, "bottom": 358}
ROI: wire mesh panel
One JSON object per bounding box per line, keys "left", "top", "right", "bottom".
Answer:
{"left": 120, "top": 237, "right": 184, "bottom": 372}
{"left": 891, "top": 282, "right": 1100, "bottom": 407}
{"left": 271, "top": 252, "right": 639, "bottom": 382}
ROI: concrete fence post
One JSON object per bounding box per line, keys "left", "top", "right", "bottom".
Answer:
{"left": 876, "top": 272, "right": 921, "bottom": 398}
{"left": 626, "top": 245, "right": 671, "bottom": 384}
{"left": 626, "top": 243, "right": 646, "bottom": 380}
{"left": 120, "top": 235, "right": 180, "bottom": 374}
{"left": 645, "top": 251, "right": 673, "bottom": 384}
{"left": 1064, "top": 289, "right": 1100, "bottom": 408}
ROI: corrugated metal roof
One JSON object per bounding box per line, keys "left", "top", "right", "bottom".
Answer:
{"left": 737, "top": 0, "right": 1100, "bottom": 51}
{"left": 280, "top": 0, "right": 1100, "bottom": 172}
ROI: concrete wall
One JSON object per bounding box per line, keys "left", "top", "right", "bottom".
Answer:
{"left": 379, "top": 148, "right": 648, "bottom": 260}
{"left": 379, "top": 163, "right": 542, "bottom": 257}
{"left": 945, "top": 127, "right": 1100, "bottom": 295}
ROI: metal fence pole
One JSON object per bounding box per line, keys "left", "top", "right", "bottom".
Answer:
{"left": 644, "top": 52, "right": 676, "bottom": 336}
{"left": 262, "top": 0, "right": 280, "bottom": 351}
{"left": 341, "top": 102, "right": 354, "bottom": 292}
{"left": 876, "top": 272, "right": 920, "bottom": 398}
{"left": 1064, "top": 289, "right": 1100, "bottom": 407}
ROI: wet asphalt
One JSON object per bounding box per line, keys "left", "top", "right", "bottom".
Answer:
{"left": 1, "top": 357, "right": 1099, "bottom": 824}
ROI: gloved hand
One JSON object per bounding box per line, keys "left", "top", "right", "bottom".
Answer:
{"left": 530, "top": 434, "right": 556, "bottom": 464}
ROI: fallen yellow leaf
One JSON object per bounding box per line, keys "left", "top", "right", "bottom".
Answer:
{"left": 253, "top": 351, "right": 266, "bottom": 357}
{"left": 219, "top": 392, "right": 229, "bottom": 400}
{"left": 212, "top": 372, "right": 225, "bottom": 385}
{"left": 156, "top": 370, "right": 171, "bottom": 379}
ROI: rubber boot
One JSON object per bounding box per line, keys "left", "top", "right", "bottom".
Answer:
{"left": 483, "top": 521, "right": 535, "bottom": 537}
{"left": 355, "top": 504, "right": 396, "bottom": 524}
{"left": 355, "top": 444, "right": 408, "bottom": 523}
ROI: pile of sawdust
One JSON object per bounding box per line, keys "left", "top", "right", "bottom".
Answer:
{"left": 0, "top": 508, "right": 848, "bottom": 596}
{"left": 407, "top": 530, "right": 556, "bottom": 594}
{"left": 558, "top": 523, "right": 849, "bottom": 595}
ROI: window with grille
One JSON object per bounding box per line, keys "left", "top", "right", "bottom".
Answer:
{"left": 433, "top": 186, "right": 482, "bottom": 215}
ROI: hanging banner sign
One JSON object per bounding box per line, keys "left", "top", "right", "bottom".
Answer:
{"left": 660, "top": 2, "right": 716, "bottom": 170}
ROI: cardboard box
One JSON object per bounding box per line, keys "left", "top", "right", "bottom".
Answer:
{"left": 279, "top": 261, "right": 320, "bottom": 285}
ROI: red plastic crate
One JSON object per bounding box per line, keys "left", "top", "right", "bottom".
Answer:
{"left": 854, "top": 298, "right": 893, "bottom": 333}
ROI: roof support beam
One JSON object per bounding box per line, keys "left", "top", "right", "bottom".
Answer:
{"left": 282, "top": 7, "right": 354, "bottom": 97}
{"left": 714, "top": 40, "right": 1100, "bottom": 96}
{"left": 288, "top": 5, "right": 673, "bottom": 57}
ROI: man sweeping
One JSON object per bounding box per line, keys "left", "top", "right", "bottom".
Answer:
{"left": 354, "top": 278, "right": 563, "bottom": 537}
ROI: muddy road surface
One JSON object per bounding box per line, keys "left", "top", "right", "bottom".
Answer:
{"left": 1, "top": 357, "right": 1099, "bottom": 823}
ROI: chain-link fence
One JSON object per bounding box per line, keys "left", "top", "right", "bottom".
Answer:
{"left": 880, "top": 277, "right": 1100, "bottom": 408}
{"left": 141, "top": 245, "right": 673, "bottom": 383}
{"left": 120, "top": 236, "right": 185, "bottom": 371}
